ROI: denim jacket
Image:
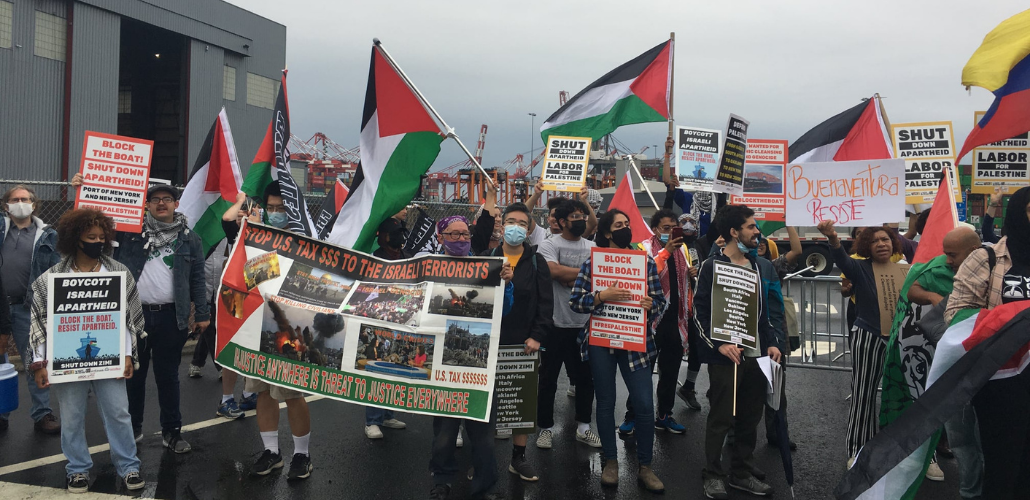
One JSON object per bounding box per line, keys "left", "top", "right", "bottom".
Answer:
{"left": 1, "top": 216, "right": 61, "bottom": 310}
{"left": 114, "top": 226, "right": 209, "bottom": 330}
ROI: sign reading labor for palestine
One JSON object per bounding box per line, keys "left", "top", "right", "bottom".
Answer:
{"left": 890, "top": 122, "right": 960, "bottom": 205}
{"left": 74, "top": 131, "right": 154, "bottom": 233}
{"left": 712, "top": 114, "right": 750, "bottom": 196}
{"left": 731, "top": 139, "right": 788, "bottom": 222}
{"left": 46, "top": 272, "right": 128, "bottom": 384}
{"left": 971, "top": 110, "right": 1030, "bottom": 194}
{"left": 494, "top": 346, "right": 539, "bottom": 435}
{"left": 541, "top": 136, "right": 592, "bottom": 192}
{"left": 588, "top": 247, "right": 648, "bottom": 353}
{"left": 784, "top": 159, "right": 906, "bottom": 226}
{"left": 675, "top": 126, "right": 722, "bottom": 191}
{"left": 710, "top": 261, "right": 759, "bottom": 351}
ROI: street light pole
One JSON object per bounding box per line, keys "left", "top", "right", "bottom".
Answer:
{"left": 528, "top": 113, "right": 537, "bottom": 178}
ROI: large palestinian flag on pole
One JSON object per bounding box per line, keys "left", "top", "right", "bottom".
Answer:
{"left": 179, "top": 108, "right": 243, "bottom": 256}
{"left": 326, "top": 44, "right": 445, "bottom": 252}
{"left": 788, "top": 96, "right": 894, "bottom": 163}
{"left": 836, "top": 301, "right": 1030, "bottom": 500}
{"left": 539, "top": 40, "right": 672, "bottom": 142}
{"left": 241, "top": 70, "right": 316, "bottom": 237}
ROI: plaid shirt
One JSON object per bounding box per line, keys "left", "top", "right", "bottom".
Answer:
{"left": 569, "top": 255, "right": 667, "bottom": 372}
{"left": 946, "top": 237, "right": 1012, "bottom": 323}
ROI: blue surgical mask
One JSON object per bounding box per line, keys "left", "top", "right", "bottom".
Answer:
{"left": 659, "top": 233, "right": 669, "bottom": 244}
{"left": 267, "top": 211, "right": 288, "bottom": 228}
{"left": 737, "top": 241, "right": 750, "bottom": 254}
{"left": 503, "top": 225, "right": 527, "bottom": 246}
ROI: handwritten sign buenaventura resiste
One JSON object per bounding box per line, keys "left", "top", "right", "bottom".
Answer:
{"left": 784, "top": 159, "right": 906, "bottom": 226}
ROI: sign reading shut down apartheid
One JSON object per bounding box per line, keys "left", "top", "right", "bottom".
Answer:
{"left": 216, "top": 221, "right": 505, "bottom": 422}
{"left": 588, "top": 247, "right": 648, "bottom": 352}
{"left": 890, "top": 122, "right": 959, "bottom": 205}
{"left": 46, "top": 272, "right": 128, "bottom": 384}
{"left": 541, "top": 136, "right": 592, "bottom": 192}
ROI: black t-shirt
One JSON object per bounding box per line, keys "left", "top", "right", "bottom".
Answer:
{"left": 660, "top": 254, "right": 679, "bottom": 327}
{"left": 1002, "top": 262, "right": 1030, "bottom": 304}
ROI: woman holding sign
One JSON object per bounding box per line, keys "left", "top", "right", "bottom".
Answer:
{"left": 816, "top": 220, "right": 905, "bottom": 468}
{"left": 570, "top": 209, "right": 667, "bottom": 493}
{"left": 27, "top": 209, "right": 145, "bottom": 493}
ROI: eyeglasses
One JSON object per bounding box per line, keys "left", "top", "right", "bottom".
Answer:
{"left": 265, "top": 205, "right": 287, "bottom": 213}
{"left": 7, "top": 197, "right": 32, "bottom": 204}
{"left": 441, "top": 231, "right": 472, "bottom": 241}
{"left": 148, "top": 197, "right": 176, "bottom": 204}
{"left": 504, "top": 218, "right": 529, "bottom": 229}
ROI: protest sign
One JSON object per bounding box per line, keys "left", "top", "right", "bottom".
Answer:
{"left": 712, "top": 114, "right": 750, "bottom": 195}
{"left": 784, "top": 159, "right": 906, "bottom": 226}
{"left": 971, "top": 111, "right": 1030, "bottom": 194}
{"left": 891, "top": 122, "right": 959, "bottom": 205}
{"left": 75, "top": 132, "right": 153, "bottom": 232}
{"left": 541, "top": 136, "right": 592, "bottom": 192}
{"left": 46, "top": 272, "right": 128, "bottom": 384}
{"left": 731, "top": 139, "right": 788, "bottom": 221}
{"left": 216, "top": 221, "right": 505, "bottom": 422}
{"left": 675, "top": 126, "right": 722, "bottom": 191}
{"left": 873, "top": 262, "right": 910, "bottom": 337}
{"left": 494, "top": 345, "right": 539, "bottom": 435}
{"left": 588, "top": 247, "right": 648, "bottom": 352}
{"left": 710, "top": 261, "right": 759, "bottom": 351}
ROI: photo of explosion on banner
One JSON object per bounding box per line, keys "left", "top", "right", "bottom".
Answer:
{"left": 442, "top": 319, "right": 491, "bottom": 369}
{"left": 259, "top": 296, "right": 346, "bottom": 370}
{"left": 243, "top": 251, "right": 281, "bottom": 290}
{"left": 427, "top": 284, "right": 493, "bottom": 320}
{"left": 219, "top": 285, "right": 247, "bottom": 319}
{"left": 342, "top": 282, "right": 426, "bottom": 328}
{"left": 278, "top": 262, "right": 354, "bottom": 309}
{"left": 354, "top": 324, "right": 435, "bottom": 380}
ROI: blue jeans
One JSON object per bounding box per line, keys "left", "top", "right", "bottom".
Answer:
{"left": 589, "top": 345, "right": 654, "bottom": 464}
{"left": 945, "top": 404, "right": 984, "bottom": 498}
{"left": 430, "top": 416, "right": 496, "bottom": 496}
{"left": 127, "top": 307, "right": 187, "bottom": 432}
{"left": 1, "top": 304, "right": 53, "bottom": 422}
{"left": 54, "top": 378, "right": 140, "bottom": 478}
{"left": 365, "top": 406, "right": 394, "bottom": 426}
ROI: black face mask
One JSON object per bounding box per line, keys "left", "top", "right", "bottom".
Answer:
{"left": 683, "top": 234, "right": 698, "bottom": 245}
{"left": 610, "top": 227, "right": 633, "bottom": 248}
{"left": 567, "top": 220, "right": 587, "bottom": 237}
{"left": 80, "top": 241, "right": 104, "bottom": 259}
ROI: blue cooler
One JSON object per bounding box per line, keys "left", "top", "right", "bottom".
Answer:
{"left": 0, "top": 363, "right": 18, "bottom": 414}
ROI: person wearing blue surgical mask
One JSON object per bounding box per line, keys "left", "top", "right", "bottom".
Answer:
{"left": 262, "top": 184, "right": 289, "bottom": 229}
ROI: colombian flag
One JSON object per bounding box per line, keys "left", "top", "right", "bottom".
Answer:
{"left": 956, "top": 9, "right": 1030, "bottom": 162}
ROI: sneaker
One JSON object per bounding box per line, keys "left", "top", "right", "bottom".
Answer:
{"left": 600, "top": 459, "right": 618, "bottom": 487}
{"left": 566, "top": 386, "right": 576, "bottom": 397}
{"left": 728, "top": 474, "right": 774, "bottom": 496}
{"left": 456, "top": 432, "right": 464, "bottom": 448}
{"left": 748, "top": 463, "right": 767, "bottom": 481}
{"left": 618, "top": 419, "right": 636, "bottom": 435}
{"left": 287, "top": 453, "right": 313, "bottom": 481}
{"left": 429, "top": 483, "right": 451, "bottom": 500}
{"left": 655, "top": 414, "right": 686, "bottom": 434}
{"left": 162, "top": 430, "right": 191, "bottom": 454}
{"left": 535, "top": 429, "right": 552, "bottom": 449}
{"left": 251, "top": 449, "right": 284, "bottom": 476}
{"left": 576, "top": 429, "right": 602, "bottom": 448}
{"left": 703, "top": 477, "right": 729, "bottom": 499}
{"left": 217, "top": 398, "right": 246, "bottom": 420}
{"left": 124, "top": 471, "right": 145, "bottom": 490}
{"left": 508, "top": 453, "right": 539, "bottom": 482}
{"left": 925, "top": 461, "right": 945, "bottom": 482}
{"left": 637, "top": 465, "right": 664, "bottom": 493}
{"left": 678, "top": 385, "right": 702, "bottom": 410}
{"left": 188, "top": 364, "right": 203, "bottom": 378}
{"left": 133, "top": 427, "right": 143, "bottom": 443}
{"left": 365, "top": 425, "right": 384, "bottom": 439}
{"left": 67, "top": 472, "right": 89, "bottom": 493}
{"left": 238, "top": 393, "right": 258, "bottom": 411}
{"left": 381, "top": 418, "right": 407, "bottom": 429}
{"left": 34, "top": 413, "right": 61, "bottom": 435}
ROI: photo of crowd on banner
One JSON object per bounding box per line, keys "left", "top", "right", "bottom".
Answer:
{"left": 442, "top": 319, "right": 491, "bottom": 369}
{"left": 342, "top": 282, "right": 427, "bottom": 327}
{"left": 258, "top": 296, "right": 346, "bottom": 370}
{"left": 427, "top": 284, "right": 493, "bottom": 320}
{"left": 354, "top": 324, "right": 435, "bottom": 380}
{"left": 277, "top": 263, "right": 354, "bottom": 309}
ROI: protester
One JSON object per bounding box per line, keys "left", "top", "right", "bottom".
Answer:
{"left": 946, "top": 186, "right": 1030, "bottom": 499}
{"left": 28, "top": 209, "right": 145, "bottom": 493}
{"left": 675, "top": 212, "right": 705, "bottom": 411}
{"left": 569, "top": 209, "right": 667, "bottom": 492}
{"left": 482, "top": 202, "right": 552, "bottom": 482}
{"left": 817, "top": 221, "right": 905, "bottom": 468}
{"left": 0, "top": 185, "right": 61, "bottom": 434}
{"left": 981, "top": 187, "right": 1004, "bottom": 244}
{"left": 535, "top": 199, "right": 600, "bottom": 450}
{"left": 364, "top": 217, "right": 410, "bottom": 440}
{"left": 472, "top": 184, "right": 504, "bottom": 255}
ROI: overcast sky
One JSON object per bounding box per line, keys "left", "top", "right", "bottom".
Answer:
{"left": 228, "top": 0, "right": 1024, "bottom": 171}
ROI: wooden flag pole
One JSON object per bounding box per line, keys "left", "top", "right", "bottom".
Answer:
{"left": 666, "top": 32, "right": 676, "bottom": 184}
{"left": 732, "top": 359, "right": 738, "bottom": 416}
{"left": 626, "top": 154, "right": 660, "bottom": 210}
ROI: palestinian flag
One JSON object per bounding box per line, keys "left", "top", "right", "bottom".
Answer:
{"left": 835, "top": 301, "right": 1030, "bottom": 500}
{"left": 314, "top": 180, "right": 350, "bottom": 239}
{"left": 241, "top": 70, "right": 316, "bottom": 236}
{"left": 607, "top": 171, "right": 655, "bottom": 244}
{"left": 539, "top": 40, "right": 672, "bottom": 142}
{"left": 789, "top": 96, "right": 894, "bottom": 163}
{"left": 325, "top": 43, "right": 445, "bottom": 252}
{"left": 910, "top": 169, "right": 959, "bottom": 265}
{"left": 179, "top": 108, "right": 243, "bottom": 256}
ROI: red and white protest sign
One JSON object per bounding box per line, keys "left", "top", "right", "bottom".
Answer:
{"left": 588, "top": 247, "right": 648, "bottom": 352}
{"left": 74, "top": 132, "right": 153, "bottom": 232}
{"left": 731, "top": 139, "right": 787, "bottom": 222}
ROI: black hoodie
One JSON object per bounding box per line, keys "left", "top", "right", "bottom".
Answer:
{"left": 481, "top": 242, "right": 553, "bottom": 345}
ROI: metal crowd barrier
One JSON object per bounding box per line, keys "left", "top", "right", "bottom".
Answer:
{"left": 782, "top": 272, "right": 852, "bottom": 372}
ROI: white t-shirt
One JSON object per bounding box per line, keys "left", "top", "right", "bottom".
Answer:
{"left": 137, "top": 241, "right": 176, "bottom": 305}
{"left": 537, "top": 235, "right": 595, "bottom": 328}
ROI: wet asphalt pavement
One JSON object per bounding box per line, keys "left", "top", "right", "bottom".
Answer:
{"left": 0, "top": 355, "right": 965, "bottom": 499}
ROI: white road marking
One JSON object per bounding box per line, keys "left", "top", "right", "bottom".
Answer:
{"left": 0, "top": 480, "right": 129, "bottom": 499}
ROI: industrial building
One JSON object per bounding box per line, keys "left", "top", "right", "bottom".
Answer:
{"left": 0, "top": 0, "right": 286, "bottom": 185}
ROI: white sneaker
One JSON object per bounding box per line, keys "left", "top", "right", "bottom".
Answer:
{"left": 567, "top": 386, "right": 576, "bottom": 397}
{"left": 188, "top": 364, "right": 202, "bottom": 378}
{"left": 381, "top": 418, "right": 407, "bottom": 429}
{"left": 576, "top": 429, "right": 602, "bottom": 448}
{"left": 536, "top": 429, "right": 553, "bottom": 449}
{"left": 456, "top": 432, "right": 464, "bottom": 448}
{"left": 364, "top": 425, "right": 384, "bottom": 439}
{"left": 925, "top": 461, "right": 944, "bottom": 482}
{"left": 846, "top": 456, "right": 855, "bottom": 469}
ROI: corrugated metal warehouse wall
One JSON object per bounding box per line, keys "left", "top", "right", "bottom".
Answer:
{"left": 67, "top": 1, "right": 120, "bottom": 182}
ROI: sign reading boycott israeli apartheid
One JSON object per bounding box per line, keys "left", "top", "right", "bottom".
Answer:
{"left": 675, "top": 126, "right": 722, "bottom": 191}
{"left": 731, "top": 139, "right": 788, "bottom": 222}
{"left": 784, "top": 159, "right": 906, "bottom": 226}
{"left": 75, "top": 132, "right": 154, "bottom": 233}
{"left": 712, "top": 114, "right": 750, "bottom": 195}
{"left": 216, "top": 221, "right": 505, "bottom": 422}
{"left": 890, "top": 122, "right": 959, "bottom": 205}
{"left": 46, "top": 272, "right": 128, "bottom": 384}
{"left": 588, "top": 247, "right": 648, "bottom": 352}
{"left": 971, "top": 110, "right": 1030, "bottom": 194}
{"left": 710, "top": 261, "right": 759, "bottom": 350}
{"left": 541, "top": 136, "right": 592, "bottom": 192}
